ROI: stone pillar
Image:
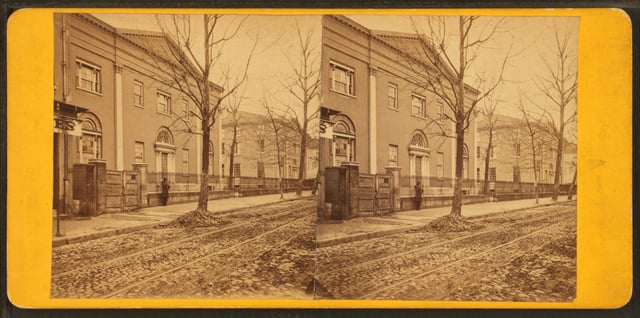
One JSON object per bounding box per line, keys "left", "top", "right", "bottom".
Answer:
{"left": 341, "top": 162, "right": 359, "bottom": 219}
{"left": 114, "top": 64, "right": 124, "bottom": 170}
{"left": 368, "top": 67, "right": 377, "bottom": 174}
{"left": 132, "top": 163, "right": 149, "bottom": 207}
{"left": 88, "top": 158, "right": 107, "bottom": 215}
{"left": 385, "top": 166, "right": 402, "bottom": 211}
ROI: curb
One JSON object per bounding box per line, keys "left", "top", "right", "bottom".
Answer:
{"left": 316, "top": 200, "right": 573, "bottom": 248}
{"left": 52, "top": 195, "right": 314, "bottom": 247}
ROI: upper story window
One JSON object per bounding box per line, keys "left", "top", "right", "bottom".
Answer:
{"left": 411, "top": 94, "right": 426, "bottom": 118}
{"left": 388, "top": 83, "right": 398, "bottom": 109}
{"left": 182, "top": 99, "right": 190, "bottom": 121}
{"left": 329, "top": 61, "right": 355, "bottom": 96}
{"left": 133, "top": 81, "right": 144, "bottom": 107}
{"left": 76, "top": 60, "right": 101, "bottom": 94}
{"left": 157, "top": 91, "right": 171, "bottom": 115}
{"left": 437, "top": 100, "right": 445, "bottom": 123}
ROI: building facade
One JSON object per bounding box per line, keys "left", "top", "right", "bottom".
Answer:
{"left": 320, "top": 15, "right": 479, "bottom": 199}
{"left": 220, "top": 110, "right": 319, "bottom": 184}
{"left": 53, "top": 14, "right": 222, "bottom": 212}
{"left": 476, "top": 113, "right": 577, "bottom": 192}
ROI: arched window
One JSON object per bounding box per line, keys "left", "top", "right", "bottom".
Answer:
{"left": 408, "top": 130, "right": 430, "bottom": 183}
{"left": 79, "top": 112, "right": 102, "bottom": 163}
{"left": 154, "top": 127, "right": 175, "bottom": 177}
{"left": 156, "top": 127, "right": 174, "bottom": 146}
{"left": 331, "top": 115, "right": 356, "bottom": 166}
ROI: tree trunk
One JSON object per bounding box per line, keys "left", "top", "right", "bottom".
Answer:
{"left": 552, "top": 133, "right": 564, "bottom": 201}
{"left": 197, "top": 126, "right": 210, "bottom": 212}
{"left": 483, "top": 129, "right": 493, "bottom": 195}
{"left": 296, "top": 130, "right": 307, "bottom": 196}
{"left": 450, "top": 121, "right": 465, "bottom": 217}
{"left": 228, "top": 126, "right": 237, "bottom": 190}
{"left": 567, "top": 166, "right": 577, "bottom": 200}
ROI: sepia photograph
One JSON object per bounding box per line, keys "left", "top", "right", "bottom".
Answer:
{"left": 50, "top": 12, "right": 578, "bottom": 301}
{"left": 314, "top": 14, "right": 578, "bottom": 301}
{"left": 51, "top": 13, "right": 322, "bottom": 299}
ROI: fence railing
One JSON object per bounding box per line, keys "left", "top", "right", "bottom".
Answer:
{"left": 398, "top": 175, "right": 573, "bottom": 197}
{"left": 147, "top": 172, "right": 303, "bottom": 192}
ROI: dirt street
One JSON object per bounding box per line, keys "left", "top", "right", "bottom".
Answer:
{"left": 51, "top": 198, "right": 316, "bottom": 299}
{"left": 314, "top": 202, "right": 576, "bottom": 301}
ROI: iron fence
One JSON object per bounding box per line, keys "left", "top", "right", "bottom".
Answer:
{"left": 147, "top": 172, "right": 300, "bottom": 191}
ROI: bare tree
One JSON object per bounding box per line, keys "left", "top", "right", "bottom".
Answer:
{"left": 518, "top": 95, "right": 547, "bottom": 204}
{"left": 280, "top": 22, "right": 321, "bottom": 196}
{"left": 224, "top": 86, "right": 246, "bottom": 190}
{"left": 153, "top": 14, "right": 256, "bottom": 213}
{"left": 264, "top": 102, "right": 287, "bottom": 199}
{"left": 407, "top": 16, "right": 510, "bottom": 217}
{"left": 531, "top": 23, "right": 577, "bottom": 201}
{"left": 479, "top": 93, "right": 501, "bottom": 195}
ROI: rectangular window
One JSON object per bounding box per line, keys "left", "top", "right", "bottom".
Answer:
{"left": 489, "top": 167, "right": 497, "bottom": 181}
{"left": 233, "top": 163, "right": 241, "bottom": 177}
{"left": 477, "top": 146, "right": 481, "bottom": 159}
{"left": 437, "top": 152, "right": 444, "bottom": 179}
{"left": 515, "top": 143, "right": 521, "bottom": 157}
{"left": 234, "top": 143, "right": 239, "bottom": 154}
{"left": 388, "top": 84, "right": 398, "bottom": 109}
{"left": 411, "top": 94, "right": 427, "bottom": 118}
{"left": 182, "top": 149, "right": 189, "bottom": 174}
{"left": 182, "top": 99, "right": 189, "bottom": 120}
{"left": 438, "top": 100, "right": 445, "bottom": 123}
{"left": 76, "top": 60, "right": 101, "bottom": 93}
{"left": 513, "top": 166, "right": 520, "bottom": 183}
{"left": 133, "top": 81, "right": 144, "bottom": 107}
{"left": 157, "top": 91, "right": 171, "bottom": 115}
{"left": 388, "top": 145, "right": 398, "bottom": 166}
{"left": 490, "top": 146, "right": 496, "bottom": 159}
{"left": 134, "top": 142, "right": 144, "bottom": 163}
{"left": 476, "top": 167, "right": 480, "bottom": 180}
{"left": 222, "top": 143, "right": 226, "bottom": 155}
{"left": 329, "top": 61, "right": 355, "bottom": 96}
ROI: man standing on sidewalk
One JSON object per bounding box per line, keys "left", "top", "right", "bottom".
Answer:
{"left": 161, "top": 178, "right": 170, "bottom": 206}
{"left": 414, "top": 181, "right": 423, "bottom": 210}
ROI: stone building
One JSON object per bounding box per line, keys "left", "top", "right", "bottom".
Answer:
{"left": 476, "top": 113, "right": 577, "bottom": 193}
{"left": 53, "top": 13, "right": 223, "bottom": 213}
{"left": 220, "top": 110, "right": 319, "bottom": 186}
{"left": 319, "top": 14, "right": 479, "bottom": 204}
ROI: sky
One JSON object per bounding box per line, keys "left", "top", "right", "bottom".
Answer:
{"left": 93, "top": 13, "right": 578, "bottom": 139}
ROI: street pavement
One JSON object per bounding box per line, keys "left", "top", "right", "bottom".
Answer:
{"left": 52, "top": 191, "right": 313, "bottom": 246}
{"left": 316, "top": 197, "right": 570, "bottom": 247}
{"left": 52, "top": 192, "right": 573, "bottom": 248}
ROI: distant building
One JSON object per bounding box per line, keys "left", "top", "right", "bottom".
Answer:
{"left": 476, "top": 113, "right": 576, "bottom": 192}
{"left": 220, "top": 110, "right": 318, "bottom": 186}
{"left": 53, "top": 14, "right": 222, "bottom": 212}
{"left": 320, "top": 15, "right": 479, "bottom": 197}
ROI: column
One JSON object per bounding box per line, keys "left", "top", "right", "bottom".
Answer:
{"left": 114, "top": 64, "right": 124, "bottom": 170}
{"left": 368, "top": 67, "right": 377, "bottom": 174}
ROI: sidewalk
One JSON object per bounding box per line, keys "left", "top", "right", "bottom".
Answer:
{"left": 52, "top": 191, "right": 313, "bottom": 247}
{"left": 316, "top": 197, "right": 570, "bottom": 247}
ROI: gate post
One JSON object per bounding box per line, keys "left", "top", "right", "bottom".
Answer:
{"left": 132, "top": 163, "right": 149, "bottom": 207}
{"left": 341, "top": 162, "right": 359, "bottom": 219}
{"left": 88, "top": 159, "right": 107, "bottom": 215}
{"left": 385, "top": 166, "right": 402, "bottom": 212}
